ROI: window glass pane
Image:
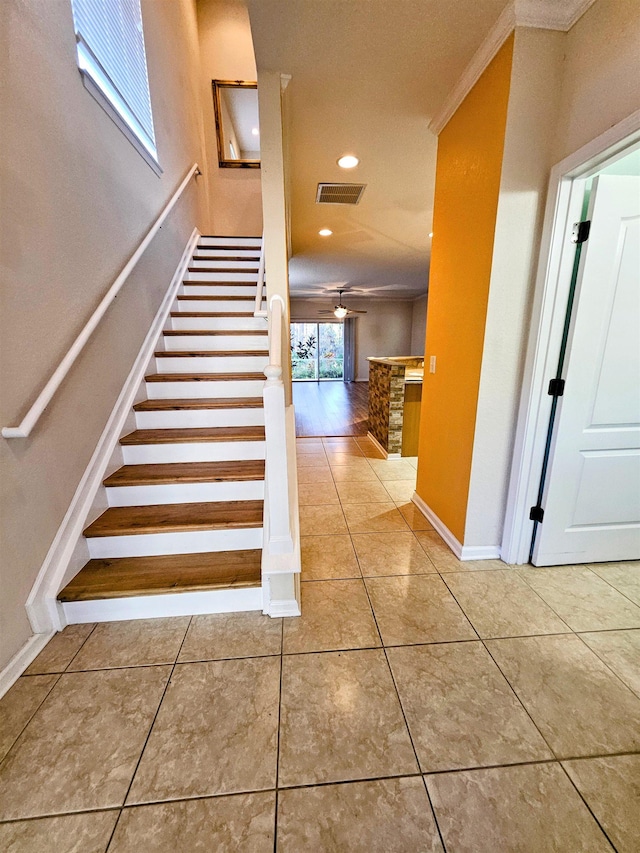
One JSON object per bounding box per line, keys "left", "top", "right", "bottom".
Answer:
{"left": 290, "top": 323, "right": 318, "bottom": 380}
{"left": 319, "top": 323, "right": 344, "bottom": 379}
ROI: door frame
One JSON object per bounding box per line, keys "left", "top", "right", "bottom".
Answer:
{"left": 501, "top": 109, "right": 640, "bottom": 565}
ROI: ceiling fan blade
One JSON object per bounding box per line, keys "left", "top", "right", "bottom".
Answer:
{"left": 347, "top": 309, "right": 367, "bottom": 314}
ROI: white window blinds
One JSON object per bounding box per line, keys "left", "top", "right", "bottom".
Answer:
{"left": 71, "top": 0, "right": 157, "bottom": 160}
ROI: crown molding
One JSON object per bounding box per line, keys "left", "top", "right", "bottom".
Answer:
{"left": 429, "top": 0, "right": 597, "bottom": 135}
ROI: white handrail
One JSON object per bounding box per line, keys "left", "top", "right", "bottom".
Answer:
{"left": 3, "top": 163, "right": 201, "bottom": 439}
{"left": 254, "top": 232, "right": 267, "bottom": 317}
{"left": 263, "top": 294, "right": 293, "bottom": 554}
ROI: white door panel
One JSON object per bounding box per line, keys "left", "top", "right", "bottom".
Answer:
{"left": 533, "top": 175, "right": 640, "bottom": 565}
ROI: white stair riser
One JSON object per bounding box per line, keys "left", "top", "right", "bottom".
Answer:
{"left": 163, "top": 334, "right": 268, "bottom": 351}
{"left": 181, "top": 285, "right": 257, "bottom": 297}
{"left": 135, "top": 408, "right": 265, "bottom": 429}
{"left": 156, "top": 355, "right": 269, "bottom": 373}
{"left": 170, "top": 316, "right": 266, "bottom": 331}
{"left": 194, "top": 249, "right": 260, "bottom": 260}
{"left": 106, "top": 480, "right": 265, "bottom": 507}
{"left": 176, "top": 299, "right": 264, "bottom": 313}
{"left": 190, "top": 259, "right": 259, "bottom": 270}
{"left": 199, "top": 237, "right": 261, "bottom": 247}
{"left": 145, "top": 379, "right": 265, "bottom": 399}
{"left": 122, "top": 441, "right": 266, "bottom": 465}
{"left": 87, "top": 526, "right": 263, "bottom": 558}
{"left": 184, "top": 272, "right": 258, "bottom": 283}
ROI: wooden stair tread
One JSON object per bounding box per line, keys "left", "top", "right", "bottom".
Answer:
{"left": 187, "top": 268, "right": 258, "bottom": 274}
{"left": 134, "top": 397, "right": 263, "bottom": 411}
{"left": 59, "top": 550, "right": 262, "bottom": 601}
{"left": 105, "top": 460, "right": 265, "bottom": 487}
{"left": 177, "top": 295, "right": 256, "bottom": 301}
{"left": 155, "top": 350, "right": 269, "bottom": 357}
{"left": 194, "top": 255, "right": 260, "bottom": 260}
{"left": 163, "top": 329, "right": 268, "bottom": 336}
{"left": 145, "top": 372, "right": 265, "bottom": 382}
{"left": 84, "top": 500, "right": 264, "bottom": 537}
{"left": 184, "top": 278, "right": 257, "bottom": 283}
{"left": 170, "top": 311, "right": 255, "bottom": 318}
{"left": 121, "top": 426, "right": 265, "bottom": 444}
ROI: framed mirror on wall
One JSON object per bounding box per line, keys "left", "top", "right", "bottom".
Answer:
{"left": 212, "top": 80, "right": 260, "bottom": 168}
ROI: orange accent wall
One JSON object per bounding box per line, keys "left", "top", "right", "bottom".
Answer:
{"left": 416, "top": 34, "right": 514, "bottom": 542}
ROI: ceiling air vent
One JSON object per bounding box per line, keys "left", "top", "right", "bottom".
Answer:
{"left": 316, "top": 183, "right": 366, "bottom": 205}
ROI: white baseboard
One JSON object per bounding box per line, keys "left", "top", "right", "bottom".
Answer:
{"left": 0, "top": 631, "right": 55, "bottom": 700}
{"left": 366, "top": 431, "right": 401, "bottom": 460}
{"left": 62, "top": 586, "right": 262, "bottom": 624}
{"left": 411, "top": 492, "right": 502, "bottom": 561}
{"left": 25, "top": 228, "right": 200, "bottom": 634}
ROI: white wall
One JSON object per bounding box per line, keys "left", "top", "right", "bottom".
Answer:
{"left": 290, "top": 298, "right": 414, "bottom": 381}
{"left": 410, "top": 295, "right": 428, "bottom": 355}
{"left": 0, "top": 0, "right": 207, "bottom": 669}
{"left": 197, "top": 0, "right": 263, "bottom": 235}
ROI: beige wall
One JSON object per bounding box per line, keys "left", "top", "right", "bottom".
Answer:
{"left": 290, "top": 298, "right": 414, "bottom": 381}
{"left": 0, "top": 0, "right": 207, "bottom": 669}
{"left": 410, "top": 296, "right": 428, "bottom": 355}
{"left": 197, "top": 0, "right": 263, "bottom": 235}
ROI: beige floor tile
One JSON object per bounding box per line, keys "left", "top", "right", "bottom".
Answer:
{"left": 404, "top": 456, "right": 418, "bottom": 469}
{"left": 426, "top": 763, "right": 612, "bottom": 853}
{"left": 563, "top": 755, "right": 640, "bottom": 853}
{"left": 343, "top": 502, "right": 410, "bottom": 534}
{"left": 335, "top": 479, "right": 392, "bottom": 504}
{"left": 0, "top": 667, "right": 170, "bottom": 820}
{"left": 589, "top": 561, "right": 640, "bottom": 606}
{"left": 127, "top": 657, "right": 279, "bottom": 803}
{"left": 178, "top": 612, "right": 282, "bottom": 662}
{"left": 298, "top": 480, "right": 340, "bottom": 505}
{"left": 279, "top": 649, "right": 417, "bottom": 787}
{"left": 301, "top": 534, "right": 361, "bottom": 580}
{"left": 366, "top": 575, "right": 476, "bottom": 645}
{"left": 388, "top": 643, "right": 551, "bottom": 772}
{"left": 0, "top": 675, "right": 58, "bottom": 762}
{"left": 67, "top": 617, "right": 190, "bottom": 670}
{"left": 297, "top": 453, "right": 330, "bottom": 468}
{"left": 413, "top": 531, "right": 464, "bottom": 571}
{"left": 296, "top": 439, "right": 326, "bottom": 453}
{"left": 518, "top": 566, "right": 640, "bottom": 631}
{"left": 395, "top": 501, "right": 434, "bottom": 531}
{"left": 382, "top": 480, "right": 416, "bottom": 502}
{"left": 578, "top": 629, "right": 640, "bottom": 696}
{"left": 0, "top": 810, "right": 119, "bottom": 853}
{"left": 299, "top": 504, "right": 348, "bottom": 536}
{"left": 277, "top": 777, "right": 443, "bottom": 853}
{"left": 326, "top": 447, "right": 366, "bottom": 464}
{"left": 486, "top": 634, "right": 640, "bottom": 758}
{"left": 297, "top": 465, "right": 334, "bottom": 484}
{"left": 355, "top": 442, "right": 386, "bottom": 459}
{"left": 328, "top": 455, "right": 372, "bottom": 472}
{"left": 110, "top": 792, "right": 275, "bottom": 852}
{"left": 367, "top": 459, "right": 417, "bottom": 481}
{"left": 283, "top": 580, "right": 380, "bottom": 654}
{"left": 443, "top": 570, "right": 570, "bottom": 638}
{"left": 24, "top": 624, "right": 95, "bottom": 674}
{"left": 330, "top": 461, "right": 378, "bottom": 481}
{"left": 352, "top": 532, "right": 437, "bottom": 576}
{"left": 323, "top": 437, "right": 360, "bottom": 448}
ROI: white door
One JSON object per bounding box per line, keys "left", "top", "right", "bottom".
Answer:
{"left": 533, "top": 174, "right": 640, "bottom": 566}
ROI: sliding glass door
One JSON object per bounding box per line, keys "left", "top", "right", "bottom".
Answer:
{"left": 291, "top": 322, "right": 344, "bottom": 380}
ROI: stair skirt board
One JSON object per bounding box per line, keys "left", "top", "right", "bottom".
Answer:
{"left": 122, "top": 441, "right": 266, "bottom": 465}
{"left": 145, "top": 380, "right": 266, "bottom": 399}
{"left": 87, "top": 526, "right": 264, "bottom": 559}
{"left": 105, "top": 480, "right": 265, "bottom": 506}
{"left": 62, "top": 585, "right": 264, "bottom": 624}
{"left": 135, "top": 409, "right": 265, "bottom": 429}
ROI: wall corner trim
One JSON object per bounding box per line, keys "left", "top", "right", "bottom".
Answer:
{"left": 0, "top": 631, "right": 55, "bottom": 700}
{"left": 411, "top": 492, "right": 502, "bottom": 561}
{"left": 429, "top": 0, "right": 597, "bottom": 136}
{"left": 24, "top": 228, "right": 201, "bottom": 635}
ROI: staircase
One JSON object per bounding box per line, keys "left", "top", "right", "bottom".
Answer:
{"left": 59, "top": 236, "right": 271, "bottom": 621}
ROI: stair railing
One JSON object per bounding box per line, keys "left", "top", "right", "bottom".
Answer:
{"left": 254, "top": 232, "right": 267, "bottom": 318}
{"left": 263, "top": 293, "right": 294, "bottom": 554}
{"left": 2, "top": 163, "right": 201, "bottom": 439}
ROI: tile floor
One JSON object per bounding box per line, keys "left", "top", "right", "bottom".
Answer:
{"left": 1, "top": 434, "right": 639, "bottom": 851}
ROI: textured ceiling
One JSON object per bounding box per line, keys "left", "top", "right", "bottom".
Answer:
{"left": 247, "top": 0, "right": 511, "bottom": 300}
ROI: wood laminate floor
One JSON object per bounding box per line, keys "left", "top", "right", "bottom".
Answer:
{"left": 293, "top": 381, "right": 369, "bottom": 437}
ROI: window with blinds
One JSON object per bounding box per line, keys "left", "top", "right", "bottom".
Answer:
{"left": 71, "top": 0, "right": 158, "bottom": 165}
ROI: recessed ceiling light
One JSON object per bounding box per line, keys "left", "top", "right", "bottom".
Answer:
{"left": 429, "top": 232, "right": 434, "bottom": 237}
{"left": 319, "top": 228, "right": 333, "bottom": 237}
{"left": 251, "top": 127, "right": 259, "bottom": 136}
{"left": 337, "top": 155, "right": 359, "bottom": 169}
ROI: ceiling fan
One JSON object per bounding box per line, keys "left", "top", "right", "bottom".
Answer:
{"left": 318, "top": 289, "right": 367, "bottom": 319}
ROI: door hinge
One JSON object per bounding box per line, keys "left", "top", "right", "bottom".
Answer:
{"left": 529, "top": 505, "right": 544, "bottom": 523}
{"left": 547, "top": 378, "right": 565, "bottom": 397}
{"left": 571, "top": 220, "right": 591, "bottom": 244}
